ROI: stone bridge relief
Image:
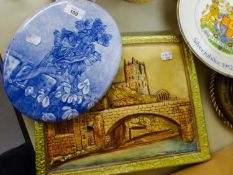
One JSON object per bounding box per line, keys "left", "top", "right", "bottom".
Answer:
{"left": 83, "top": 99, "right": 194, "bottom": 143}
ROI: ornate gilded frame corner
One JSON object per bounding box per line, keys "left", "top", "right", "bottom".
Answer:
{"left": 35, "top": 34, "right": 210, "bottom": 175}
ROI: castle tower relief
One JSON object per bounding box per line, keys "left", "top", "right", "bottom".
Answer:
{"left": 124, "top": 57, "right": 150, "bottom": 95}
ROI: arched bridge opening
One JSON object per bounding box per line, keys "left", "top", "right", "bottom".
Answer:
{"left": 106, "top": 113, "right": 181, "bottom": 148}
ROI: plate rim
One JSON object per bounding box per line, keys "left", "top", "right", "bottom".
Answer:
{"left": 209, "top": 72, "right": 233, "bottom": 129}
{"left": 177, "top": 0, "right": 233, "bottom": 78}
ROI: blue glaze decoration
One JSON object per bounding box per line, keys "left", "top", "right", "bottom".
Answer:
{"left": 2, "top": 0, "right": 122, "bottom": 122}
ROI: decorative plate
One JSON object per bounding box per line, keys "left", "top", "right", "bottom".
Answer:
{"left": 2, "top": 0, "right": 122, "bottom": 122}
{"left": 210, "top": 73, "right": 233, "bottom": 128}
{"left": 178, "top": 0, "right": 233, "bottom": 77}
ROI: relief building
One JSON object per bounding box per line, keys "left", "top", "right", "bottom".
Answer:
{"left": 46, "top": 57, "right": 194, "bottom": 166}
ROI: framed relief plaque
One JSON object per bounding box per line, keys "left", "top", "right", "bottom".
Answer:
{"left": 35, "top": 34, "right": 210, "bottom": 175}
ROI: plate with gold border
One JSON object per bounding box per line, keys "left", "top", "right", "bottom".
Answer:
{"left": 178, "top": 0, "right": 233, "bottom": 77}
{"left": 210, "top": 73, "right": 233, "bottom": 128}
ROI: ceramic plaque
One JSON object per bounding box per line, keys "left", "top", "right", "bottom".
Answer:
{"left": 35, "top": 35, "right": 210, "bottom": 175}
{"left": 2, "top": 0, "right": 122, "bottom": 122}
{"left": 178, "top": 0, "right": 233, "bottom": 77}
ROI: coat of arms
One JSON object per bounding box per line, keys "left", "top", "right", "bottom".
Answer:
{"left": 200, "top": 0, "right": 233, "bottom": 54}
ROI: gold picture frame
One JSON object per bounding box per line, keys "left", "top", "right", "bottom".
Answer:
{"left": 35, "top": 34, "right": 210, "bottom": 175}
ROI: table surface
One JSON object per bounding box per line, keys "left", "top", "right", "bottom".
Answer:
{"left": 0, "top": 0, "right": 233, "bottom": 174}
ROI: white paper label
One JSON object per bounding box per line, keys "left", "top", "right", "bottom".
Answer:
{"left": 161, "top": 52, "right": 172, "bottom": 61}
{"left": 26, "top": 34, "right": 41, "bottom": 45}
{"left": 64, "top": 3, "right": 86, "bottom": 20}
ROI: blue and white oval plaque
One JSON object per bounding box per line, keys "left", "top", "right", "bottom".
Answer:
{"left": 2, "top": 0, "right": 122, "bottom": 122}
